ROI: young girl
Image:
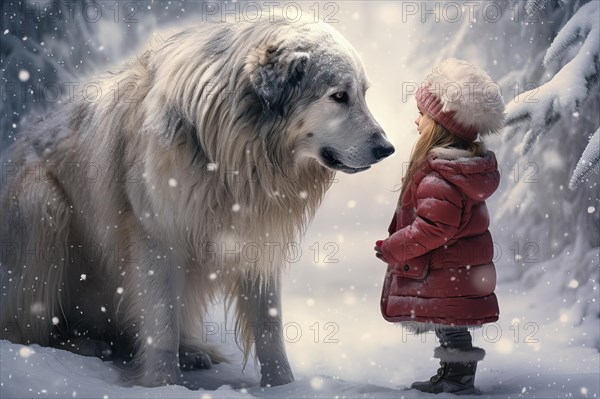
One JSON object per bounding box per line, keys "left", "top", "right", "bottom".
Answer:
{"left": 375, "top": 58, "right": 505, "bottom": 394}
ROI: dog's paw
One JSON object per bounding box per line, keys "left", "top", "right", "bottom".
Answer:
{"left": 260, "top": 375, "right": 295, "bottom": 387}
{"left": 260, "top": 369, "right": 295, "bottom": 387}
{"left": 179, "top": 348, "right": 213, "bottom": 370}
{"left": 123, "top": 349, "right": 181, "bottom": 387}
{"left": 134, "top": 368, "right": 180, "bottom": 387}
{"left": 55, "top": 337, "right": 114, "bottom": 360}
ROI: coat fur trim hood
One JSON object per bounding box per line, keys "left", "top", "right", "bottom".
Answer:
{"left": 428, "top": 148, "right": 500, "bottom": 202}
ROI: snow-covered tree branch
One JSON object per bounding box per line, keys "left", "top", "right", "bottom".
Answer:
{"left": 569, "top": 127, "right": 600, "bottom": 190}
{"left": 504, "top": 1, "right": 599, "bottom": 177}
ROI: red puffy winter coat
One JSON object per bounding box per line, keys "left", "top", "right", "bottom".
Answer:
{"left": 380, "top": 147, "right": 500, "bottom": 326}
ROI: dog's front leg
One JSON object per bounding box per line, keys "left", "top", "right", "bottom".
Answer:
{"left": 238, "top": 273, "right": 294, "bottom": 387}
{"left": 126, "top": 233, "right": 183, "bottom": 387}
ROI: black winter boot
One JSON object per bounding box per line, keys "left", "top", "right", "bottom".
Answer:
{"left": 410, "top": 346, "right": 485, "bottom": 395}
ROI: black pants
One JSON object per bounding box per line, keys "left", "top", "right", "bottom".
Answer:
{"left": 434, "top": 326, "right": 473, "bottom": 351}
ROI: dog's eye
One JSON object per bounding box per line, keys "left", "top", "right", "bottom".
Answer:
{"left": 331, "top": 92, "right": 349, "bottom": 104}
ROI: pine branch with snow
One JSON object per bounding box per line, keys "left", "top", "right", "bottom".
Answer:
{"left": 569, "top": 127, "right": 600, "bottom": 190}
{"left": 504, "top": 0, "right": 600, "bottom": 155}
{"left": 525, "top": 0, "right": 559, "bottom": 18}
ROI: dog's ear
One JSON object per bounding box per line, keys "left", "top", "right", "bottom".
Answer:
{"left": 249, "top": 46, "right": 310, "bottom": 113}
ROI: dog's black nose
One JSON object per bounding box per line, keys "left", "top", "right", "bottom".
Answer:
{"left": 373, "top": 144, "right": 395, "bottom": 160}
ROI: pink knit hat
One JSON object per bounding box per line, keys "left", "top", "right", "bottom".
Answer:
{"left": 415, "top": 59, "right": 505, "bottom": 142}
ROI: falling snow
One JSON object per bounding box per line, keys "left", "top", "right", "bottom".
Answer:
{"left": 0, "top": 1, "right": 598, "bottom": 398}
{"left": 206, "top": 163, "right": 218, "bottom": 172}
{"left": 18, "top": 347, "right": 35, "bottom": 358}
{"left": 568, "top": 279, "right": 580, "bottom": 289}
{"left": 310, "top": 376, "right": 324, "bottom": 390}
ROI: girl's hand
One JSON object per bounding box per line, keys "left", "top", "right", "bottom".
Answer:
{"left": 374, "top": 241, "right": 388, "bottom": 263}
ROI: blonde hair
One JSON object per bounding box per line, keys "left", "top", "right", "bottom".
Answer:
{"left": 399, "top": 115, "right": 485, "bottom": 199}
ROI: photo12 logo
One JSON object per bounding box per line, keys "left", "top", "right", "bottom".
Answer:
{"left": 200, "top": 321, "right": 340, "bottom": 344}
{"left": 198, "top": 2, "right": 340, "bottom": 23}
{"left": 1, "top": 1, "right": 142, "bottom": 24}
{"left": 401, "top": 320, "right": 540, "bottom": 346}
{"left": 397, "top": 1, "right": 551, "bottom": 24}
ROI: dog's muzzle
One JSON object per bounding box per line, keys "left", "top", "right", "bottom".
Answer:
{"left": 372, "top": 143, "right": 395, "bottom": 160}
{"left": 319, "top": 147, "right": 371, "bottom": 174}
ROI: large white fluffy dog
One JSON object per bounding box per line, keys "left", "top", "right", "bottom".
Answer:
{"left": 0, "top": 15, "right": 394, "bottom": 387}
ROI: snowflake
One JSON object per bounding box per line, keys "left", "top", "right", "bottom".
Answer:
{"left": 18, "top": 70, "right": 30, "bottom": 82}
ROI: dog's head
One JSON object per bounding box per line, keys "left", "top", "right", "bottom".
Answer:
{"left": 246, "top": 20, "right": 394, "bottom": 174}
